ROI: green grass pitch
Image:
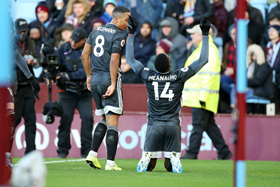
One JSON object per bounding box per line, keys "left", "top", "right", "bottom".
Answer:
{"left": 13, "top": 158, "right": 280, "bottom": 187}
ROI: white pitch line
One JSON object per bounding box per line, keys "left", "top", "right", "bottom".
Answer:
{"left": 14, "top": 158, "right": 86, "bottom": 166}
{"left": 44, "top": 159, "right": 86, "bottom": 164}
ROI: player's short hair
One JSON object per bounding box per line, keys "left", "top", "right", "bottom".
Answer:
{"left": 112, "top": 6, "right": 130, "bottom": 18}
{"left": 154, "top": 53, "right": 170, "bottom": 73}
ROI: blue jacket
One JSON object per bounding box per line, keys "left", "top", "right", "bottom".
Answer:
{"left": 57, "top": 42, "right": 86, "bottom": 81}
{"left": 136, "top": 0, "right": 163, "bottom": 28}
{"left": 134, "top": 34, "right": 156, "bottom": 67}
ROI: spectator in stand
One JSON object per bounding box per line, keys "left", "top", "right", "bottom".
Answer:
{"left": 100, "top": 0, "right": 117, "bottom": 24}
{"left": 222, "top": 24, "right": 252, "bottom": 108}
{"left": 121, "top": 56, "right": 143, "bottom": 84}
{"left": 46, "top": 0, "right": 69, "bottom": 25}
{"left": 260, "top": 12, "right": 280, "bottom": 52}
{"left": 54, "top": 23, "right": 74, "bottom": 47}
{"left": 147, "top": 38, "right": 177, "bottom": 71}
{"left": 211, "top": 0, "right": 228, "bottom": 39}
{"left": 266, "top": 25, "right": 280, "bottom": 90}
{"left": 65, "top": 0, "right": 96, "bottom": 32}
{"left": 231, "top": 44, "right": 274, "bottom": 113}
{"left": 157, "top": 17, "right": 187, "bottom": 68}
{"left": 269, "top": 0, "right": 280, "bottom": 19}
{"left": 88, "top": 0, "right": 103, "bottom": 18}
{"left": 29, "top": 1, "right": 59, "bottom": 38}
{"left": 90, "top": 18, "right": 105, "bottom": 31}
{"left": 227, "top": 0, "right": 264, "bottom": 27}
{"left": 134, "top": 22, "right": 157, "bottom": 67}
{"left": 29, "top": 23, "right": 43, "bottom": 57}
{"left": 181, "top": 0, "right": 214, "bottom": 35}
{"left": 164, "top": 0, "right": 186, "bottom": 28}
{"left": 135, "top": 0, "right": 164, "bottom": 39}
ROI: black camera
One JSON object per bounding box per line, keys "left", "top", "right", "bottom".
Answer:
{"left": 41, "top": 38, "right": 60, "bottom": 79}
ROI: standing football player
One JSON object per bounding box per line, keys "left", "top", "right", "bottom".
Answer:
{"left": 82, "top": 6, "right": 130, "bottom": 171}
{"left": 125, "top": 16, "right": 211, "bottom": 173}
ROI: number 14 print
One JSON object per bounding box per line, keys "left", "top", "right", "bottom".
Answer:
{"left": 152, "top": 82, "right": 174, "bottom": 101}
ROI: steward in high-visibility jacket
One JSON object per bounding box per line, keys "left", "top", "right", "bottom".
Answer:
{"left": 182, "top": 35, "right": 220, "bottom": 113}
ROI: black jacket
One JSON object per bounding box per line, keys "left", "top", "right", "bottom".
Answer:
{"left": 14, "top": 37, "right": 37, "bottom": 85}
{"left": 248, "top": 62, "right": 274, "bottom": 99}
{"left": 193, "top": 0, "right": 215, "bottom": 24}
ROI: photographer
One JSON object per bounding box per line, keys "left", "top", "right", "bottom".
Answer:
{"left": 13, "top": 18, "right": 41, "bottom": 155}
{"left": 56, "top": 27, "right": 93, "bottom": 158}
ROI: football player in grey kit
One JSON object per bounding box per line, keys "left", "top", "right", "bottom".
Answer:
{"left": 126, "top": 17, "right": 211, "bottom": 173}
{"left": 82, "top": 6, "right": 130, "bottom": 171}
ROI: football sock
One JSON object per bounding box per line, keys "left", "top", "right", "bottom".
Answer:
{"left": 107, "top": 159, "right": 115, "bottom": 167}
{"left": 106, "top": 125, "right": 119, "bottom": 161}
{"left": 91, "top": 120, "right": 107, "bottom": 152}
{"left": 167, "top": 161, "right": 172, "bottom": 172}
{"left": 89, "top": 150, "right": 97, "bottom": 157}
{"left": 147, "top": 162, "right": 153, "bottom": 171}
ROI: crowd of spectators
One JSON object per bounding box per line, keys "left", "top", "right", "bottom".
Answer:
{"left": 14, "top": 0, "right": 280, "bottom": 114}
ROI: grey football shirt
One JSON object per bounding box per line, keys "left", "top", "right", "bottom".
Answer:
{"left": 86, "top": 23, "right": 126, "bottom": 85}
{"left": 139, "top": 67, "right": 194, "bottom": 120}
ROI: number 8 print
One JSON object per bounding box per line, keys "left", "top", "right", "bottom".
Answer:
{"left": 93, "top": 35, "right": 105, "bottom": 57}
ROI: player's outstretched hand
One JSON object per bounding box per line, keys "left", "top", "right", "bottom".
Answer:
{"left": 199, "top": 18, "right": 211, "bottom": 36}
{"left": 103, "top": 85, "right": 115, "bottom": 98}
{"left": 127, "top": 16, "right": 138, "bottom": 34}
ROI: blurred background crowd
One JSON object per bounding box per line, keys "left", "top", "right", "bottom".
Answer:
{"left": 10, "top": 0, "right": 280, "bottom": 114}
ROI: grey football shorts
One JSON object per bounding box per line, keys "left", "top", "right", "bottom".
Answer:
{"left": 144, "top": 118, "right": 181, "bottom": 153}
{"left": 91, "top": 77, "right": 123, "bottom": 116}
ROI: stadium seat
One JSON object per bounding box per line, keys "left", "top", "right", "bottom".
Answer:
{"left": 11, "top": 0, "right": 42, "bottom": 23}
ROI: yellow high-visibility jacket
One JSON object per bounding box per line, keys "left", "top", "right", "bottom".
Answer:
{"left": 182, "top": 36, "right": 220, "bottom": 113}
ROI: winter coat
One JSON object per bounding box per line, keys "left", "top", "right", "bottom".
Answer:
{"left": 30, "top": 1, "right": 59, "bottom": 38}
{"left": 246, "top": 44, "right": 274, "bottom": 99}
{"left": 134, "top": 23, "right": 157, "bottom": 67}
{"left": 157, "top": 17, "right": 187, "bottom": 69}
{"left": 210, "top": 0, "right": 228, "bottom": 38}
{"left": 192, "top": 0, "right": 215, "bottom": 24}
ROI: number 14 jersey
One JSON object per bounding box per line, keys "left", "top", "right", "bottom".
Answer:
{"left": 86, "top": 23, "right": 126, "bottom": 73}
{"left": 139, "top": 67, "right": 195, "bottom": 121}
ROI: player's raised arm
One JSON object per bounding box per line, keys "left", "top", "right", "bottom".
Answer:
{"left": 188, "top": 18, "right": 211, "bottom": 74}
{"left": 126, "top": 16, "right": 144, "bottom": 75}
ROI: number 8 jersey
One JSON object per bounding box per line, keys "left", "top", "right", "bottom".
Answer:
{"left": 86, "top": 23, "right": 126, "bottom": 84}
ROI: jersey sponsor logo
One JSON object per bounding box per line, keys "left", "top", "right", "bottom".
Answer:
{"left": 181, "top": 67, "right": 189, "bottom": 72}
{"left": 121, "top": 39, "right": 125, "bottom": 47}
{"left": 96, "top": 26, "right": 116, "bottom": 34}
{"left": 148, "top": 74, "right": 177, "bottom": 81}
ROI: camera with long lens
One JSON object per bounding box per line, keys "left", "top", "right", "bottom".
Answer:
{"left": 41, "top": 38, "right": 60, "bottom": 80}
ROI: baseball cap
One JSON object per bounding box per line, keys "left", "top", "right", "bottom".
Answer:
{"left": 15, "top": 18, "right": 29, "bottom": 32}
{"left": 160, "top": 19, "right": 171, "bottom": 27}
{"left": 70, "top": 27, "right": 87, "bottom": 42}
{"left": 186, "top": 25, "right": 202, "bottom": 34}
{"left": 103, "top": 0, "right": 117, "bottom": 8}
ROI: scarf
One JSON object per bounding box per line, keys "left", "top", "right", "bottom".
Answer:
{"left": 266, "top": 39, "right": 280, "bottom": 67}
{"left": 184, "top": 0, "right": 196, "bottom": 18}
